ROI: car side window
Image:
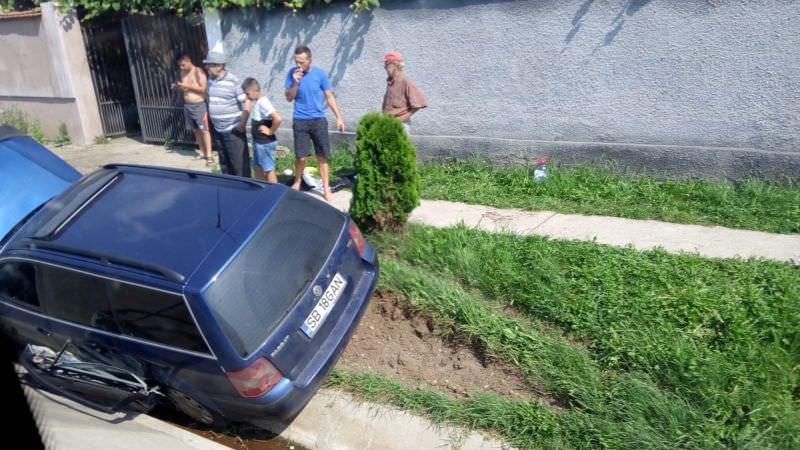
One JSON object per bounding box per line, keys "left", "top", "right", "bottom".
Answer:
{"left": 106, "top": 280, "right": 208, "bottom": 354}
{"left": 0, "top": 261, "right": 40, "bottom": 309}
{"left": 36, "top": 265, "right": 119, "bottom": 334}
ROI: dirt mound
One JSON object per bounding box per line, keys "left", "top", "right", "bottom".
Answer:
{"left": 338, "top": 290, "right": 537, "bottom": 400}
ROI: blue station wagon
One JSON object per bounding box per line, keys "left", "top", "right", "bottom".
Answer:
{"left": 0, "top": 126, "right": 378, "bottom": 426}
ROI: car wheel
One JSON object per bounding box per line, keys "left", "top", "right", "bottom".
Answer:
{"left": 166, "top": 388, "right": 228, "bottom": 428}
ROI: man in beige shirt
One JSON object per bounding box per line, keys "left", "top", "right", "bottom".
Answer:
{"left": 382, "top": 51, "right": 427, "bottom": 133}
{"left": 175, "top": 54, "right": 213, "bottom": 166}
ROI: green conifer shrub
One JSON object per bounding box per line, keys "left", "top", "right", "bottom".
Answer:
{"left": 350, "top": 113, "right": 420, "bottom": 231}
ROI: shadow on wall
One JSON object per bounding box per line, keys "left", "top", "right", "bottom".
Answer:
{"left": 564, "top": 0, "right": 653, "bottom": 48}
{"left": 221, "top": 7, "right": 373, "bottom": 89}
{"left": 380, "top": 0, "right": 523, "bottom": 10}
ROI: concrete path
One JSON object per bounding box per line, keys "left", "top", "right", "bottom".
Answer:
{"left": 331, "top": 193, "right": 799, "bottom": 264}
{"left": 51, "top": 137, "right": 212, "bottom": 174}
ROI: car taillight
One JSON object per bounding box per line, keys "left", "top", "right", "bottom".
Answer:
{"left": 348, "top": 220, "right": 366, "bottom": 257}
{"left": 225, "top": 358, "right": 282, "bottom": 398}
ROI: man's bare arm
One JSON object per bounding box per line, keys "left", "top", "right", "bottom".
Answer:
{"left": 285, "top": 85, "right": 298, "bottom": 102}
{"left": 286, "top": 68, "right": 303, "bottom": 102}
{"left": 324, "top": 90, "right": 345, "bottom": 132}
{"left": 237, "top": 99, "right": 251, "bottom": 132}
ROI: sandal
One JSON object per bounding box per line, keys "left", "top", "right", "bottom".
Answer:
{"left": 205, "top": 156, "right": 216, "bottom": 167}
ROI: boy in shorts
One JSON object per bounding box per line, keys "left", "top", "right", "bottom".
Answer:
{"left": 242, "top": 78, "right": 282, "bottom": 183}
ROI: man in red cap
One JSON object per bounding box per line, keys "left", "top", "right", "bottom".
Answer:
{"left": 382, "top": 51, "right": 427, "bottom": 133}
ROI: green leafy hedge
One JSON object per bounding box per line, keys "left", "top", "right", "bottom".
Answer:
{"left": 49, "top": 0, "right": 379, "bottom": 19}
{"left": 0, "top": 0, "right": 39, "bottom": 12}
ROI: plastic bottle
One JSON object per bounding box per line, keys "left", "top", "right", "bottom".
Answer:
{"left": 532, "top": 157, "right": 548, "bottom": 183}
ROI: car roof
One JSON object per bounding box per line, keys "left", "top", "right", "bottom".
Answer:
{"left": 20, "top": 164, "right": 286, "bottom": 284}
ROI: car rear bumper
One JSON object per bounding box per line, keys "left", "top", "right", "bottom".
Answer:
{"left": 210, "top": 255, "right": 378, "bottom": 422}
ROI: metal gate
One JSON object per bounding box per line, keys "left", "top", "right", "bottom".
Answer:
{"left": 82, "top": 19, "right": 140, "bottom": 137}
{"left": 122, "top": 14, "right": 208, "bottom": 144}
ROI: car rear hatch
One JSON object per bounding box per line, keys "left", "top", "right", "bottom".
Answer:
{"left": 202, "top": 189, "right": 377, "bottom": 386}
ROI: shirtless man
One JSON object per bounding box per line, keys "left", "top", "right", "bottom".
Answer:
{"left": 175, "top": 54, "right": 213, "bottom": 166}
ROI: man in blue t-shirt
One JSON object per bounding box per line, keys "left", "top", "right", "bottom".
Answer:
{"left": 284, "top": 45, "right": 345, "bottom": 202}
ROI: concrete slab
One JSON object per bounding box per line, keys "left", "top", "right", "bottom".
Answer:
{"left": 535, "top": 213, "right": 800, "bottom": 262}
{"left": 408, "top": 199, "right": 557, "bottom": 234}
{"left": 23, "top": 386, "right": 228, "bottom": 450}
{"left": 256, "top": 389, "right": 507, "bottom": 450}
{"left": 52, "top": 136, "right": 211, "bottom": 174}
{"left": 396, "top": 199, "right": 799, "bottom": 264}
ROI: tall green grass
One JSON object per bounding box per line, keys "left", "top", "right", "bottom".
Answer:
{"left": 419, "top": 160, "right": 800, "bottom": 233}
{"left": 366, "top": 225, "right": 799, "bottom": 449}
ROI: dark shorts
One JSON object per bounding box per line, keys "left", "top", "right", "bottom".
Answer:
{"left": 184, "top": 102, "right": 208, "bottom": 131}
{"left": 292, "top": 118, "right": 331, "bottom": 158}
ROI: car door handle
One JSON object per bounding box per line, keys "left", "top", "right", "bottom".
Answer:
{"left": 36, "top": 328, "right": 52, "bottom": 337}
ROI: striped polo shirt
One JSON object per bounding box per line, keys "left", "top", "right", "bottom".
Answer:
{"left": 207, "top": 70, "right": 246, "bottom": 132}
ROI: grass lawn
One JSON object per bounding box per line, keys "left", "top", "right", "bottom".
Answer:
{"left": 419, "top": 160, "right": 800, "bottom": 234}
{"left": 327, "top": 225, "right": 799, "bottom": 449}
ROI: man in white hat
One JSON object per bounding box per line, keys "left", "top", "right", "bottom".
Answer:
{"left": 204, "top": 51, "right": 251, "bottom": 177}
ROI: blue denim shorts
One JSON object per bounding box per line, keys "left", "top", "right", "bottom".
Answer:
{"left": 253, "top": 141, "right": 277, "bottom": 172}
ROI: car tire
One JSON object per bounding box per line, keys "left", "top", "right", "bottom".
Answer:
{"left": 166, "top": 388, "right": 228, "bottom": 429}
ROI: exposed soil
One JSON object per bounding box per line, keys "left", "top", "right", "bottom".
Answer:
{"left": 338, "top": 290, "right": 540, "bottom": 401}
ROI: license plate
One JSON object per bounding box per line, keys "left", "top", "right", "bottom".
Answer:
{"left": 301, "top": 273, "right": 347, "bottom": 338}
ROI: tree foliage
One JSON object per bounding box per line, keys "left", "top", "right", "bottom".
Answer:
{"left": 41, "top": 0, "right": 379, "bottom": 19}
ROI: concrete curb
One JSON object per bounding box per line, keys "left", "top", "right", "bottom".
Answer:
{"left": 255, "top": 389, "right": 509, "bottom": 450}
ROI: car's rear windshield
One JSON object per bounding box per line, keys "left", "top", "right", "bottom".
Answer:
{"left": 204, "top": 191, "right": 345, "bottom": 357}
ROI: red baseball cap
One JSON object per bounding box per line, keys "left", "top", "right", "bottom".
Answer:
{"left": 384, "top": 51, "right": 404, "bottom": 63}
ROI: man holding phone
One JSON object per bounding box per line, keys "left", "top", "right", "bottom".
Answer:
{"left": 284, "top": 45, "right": 344, "bottom": 202}
{"left": 175, "top": 54, "right": 214, "bottom": 166}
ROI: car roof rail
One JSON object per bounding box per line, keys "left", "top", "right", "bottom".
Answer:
{"left": 19, "top": 238, "right": 185, "bottom": 284}
{"left": 33, "top": 170, "right": 121, "bottom": 240}
{"left": 104, "top": 164, "right": 266, "bottom": 190}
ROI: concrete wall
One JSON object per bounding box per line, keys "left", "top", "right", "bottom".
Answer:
{"left": 0, "top": 3, "right": 102, "bottom": 145}
{"left": 215, "top": 0, "right": 800, "bottom": 180}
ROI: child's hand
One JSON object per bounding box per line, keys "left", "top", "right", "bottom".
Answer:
{"left": 257, "top": 125, "right": 272, "bottom": 135}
